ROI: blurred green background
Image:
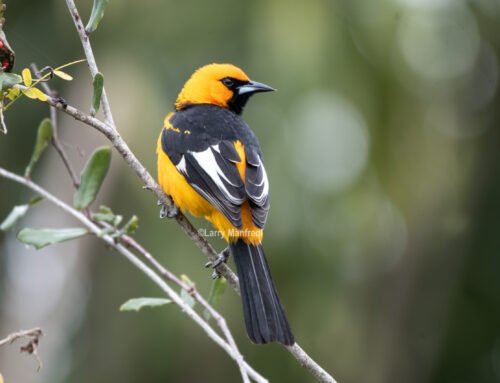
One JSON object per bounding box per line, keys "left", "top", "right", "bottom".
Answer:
{"left": 1, "top": 0, "right": 500, "bottom": 382}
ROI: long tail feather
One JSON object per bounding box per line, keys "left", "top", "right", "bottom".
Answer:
{"left": 230, "top": 240, "right": 294, "bottom": 345}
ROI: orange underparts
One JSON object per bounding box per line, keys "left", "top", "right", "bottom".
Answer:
{"left": 156, "top": 129, "right": 263, "bottom": 245}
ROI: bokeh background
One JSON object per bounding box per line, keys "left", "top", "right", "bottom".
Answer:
{"left": 1, "top": 0, "right": 500, "bottom": 382}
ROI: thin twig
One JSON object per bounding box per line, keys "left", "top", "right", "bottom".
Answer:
{"left": 192, "top": 290, "right": 251, "bottom": 383}
{"left": 0, "top": 327, "right": 42, "bottom": 347}
{"left": 0, "top": 166, "right": 266, "bottom": 383}
{"left": 65, "top": 0, "right": 114, "bottom": 126}
{"left": 287, "top": 344, "right": 336, "bottom": 383}
{"left": 0, "top": 327, "right": 43, "bottom": 370}
{"left": 30, "top": 63, "right": 79, "bottom": 188}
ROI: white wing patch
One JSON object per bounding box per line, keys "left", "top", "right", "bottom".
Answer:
{"left": 176, "top": 156, "right": 187, "bottom": 174}
{"left": 174, "top": 143, "right": 270, "bottom": 228}
{"left": 178, "top": 145, "right": 245, "bottom": 204}
{"left": 252, "top": 157, "right": 269, "bottom": 204}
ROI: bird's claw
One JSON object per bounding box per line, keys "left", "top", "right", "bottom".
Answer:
{"left": 205, "top": 247, "right": 231, "bottom": 270}
{"left": 159, "top": 204, "right": 179, "bottom": 219}
{"left": 55, "top": 97, "right": 68, "bottom": 109}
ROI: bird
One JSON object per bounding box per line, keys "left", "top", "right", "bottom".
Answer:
{"left": 156, "top": 63, "right": 294, "bottom": 345}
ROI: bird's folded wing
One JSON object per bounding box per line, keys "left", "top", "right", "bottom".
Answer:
{"left": 179, "top": 142, "right": 246, "bottom": 228}
{"left": 161, "top": 116, "right": 270, "bottom": 229}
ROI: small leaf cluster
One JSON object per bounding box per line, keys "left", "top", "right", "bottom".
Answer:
{"left": 0, "top": 132, "right": 143, "bottom": 251}
{"left": 0, "top": 61, "right": 81, "bottom": 135}
{"left": 92, "top": 205, "right": 139, "bottom": 238}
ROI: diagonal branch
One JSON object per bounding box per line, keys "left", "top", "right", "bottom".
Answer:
{"left": 0, "top": 166, "right": 266, "bottom": 383}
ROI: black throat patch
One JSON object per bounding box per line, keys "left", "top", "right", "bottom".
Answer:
{"left": 221, "top": 78, "right": 252, "bottom": 115}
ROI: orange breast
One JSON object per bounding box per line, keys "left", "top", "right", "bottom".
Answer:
{"left": 156, "top": 131, "right": 263, "bottom": 245}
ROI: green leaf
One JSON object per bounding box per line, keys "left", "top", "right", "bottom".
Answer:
{"left": 97, "top": 227, "right": 114, "bottom": 237}
{"left": 203, "top": 277, "right": 227, "bottom": 320}
{"left": 109, "top": 214, "right": 139, "bottom": 239}
{"left": 180, "top": 289, "right": 196, "bottom": 308}
{"left": 180, "top": 274, "right": 196, "bottom": 308}
{"left": 1, "top": 205, "right": 28, "bottom": 231}
{"left": 24, "top": 118, "right": 53, "bottom": 177}
{"left": 74, "top": 146, "right": 111, "bottom": 209}
{"left": 90, "top": 72, "right": 104, "bottom": 116}
{"left": 0, "top": 196, "right": 43, "bottom": 231}
{"left": 0, "top": 73, "right": 22, "bottom": 91}
{"left": 120, "top": 297, "right": 172, "bottom": 312}
{"left": 85, "top": 0, "right": 110, "bottom": 34}
{"left": 92, "top": 205, "right": 115, "bottom": 223}
{"left": 113, "top": 214, "right": 123, "bottom": 227}
{"left": 29, "top": 196, "right": 44, "bottom": 205}
{"left": 92, "top": 212, "right": 115, "bottom": 222}
{"left": 17, "top": 228, "right": 88, "bottom": 249}
{"left": 123, "top": 215, "right": 139, "bottom": 235}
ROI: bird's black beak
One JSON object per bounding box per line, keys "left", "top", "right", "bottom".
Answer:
{"left": 237, "top": 80, "right": 276, "bottom": 95}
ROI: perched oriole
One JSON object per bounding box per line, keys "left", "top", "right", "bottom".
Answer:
{"left": 157, "top": 63, "right": 294, "bottom": 345}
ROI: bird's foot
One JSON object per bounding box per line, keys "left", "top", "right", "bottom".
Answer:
{"left": 205, "top": 247, "right": 231, "bottom": 279}
{"left": 159, "top": 203, "right": 179, "bottom": 219}
{"left": 54, "top": 96, "right": 68, "bottom": 109}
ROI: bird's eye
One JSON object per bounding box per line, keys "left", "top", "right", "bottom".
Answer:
{"left": 222, "top": 78, "right": 234, "bottom": 88}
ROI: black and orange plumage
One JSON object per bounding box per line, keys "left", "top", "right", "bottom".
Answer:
{"left": 157, "top": 63, "right": 294, "bottom": 345}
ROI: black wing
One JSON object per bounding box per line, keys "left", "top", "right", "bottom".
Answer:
{"left": 161, "top": 105, "right": 270, "bottom": 229}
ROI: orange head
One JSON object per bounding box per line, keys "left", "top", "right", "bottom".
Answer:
{"left": 175, "top": 63, "right": 275, "bottom": 114}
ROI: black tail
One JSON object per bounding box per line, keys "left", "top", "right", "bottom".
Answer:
{"left": 230, "top": 240, "right": 294, "bottom": 345}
